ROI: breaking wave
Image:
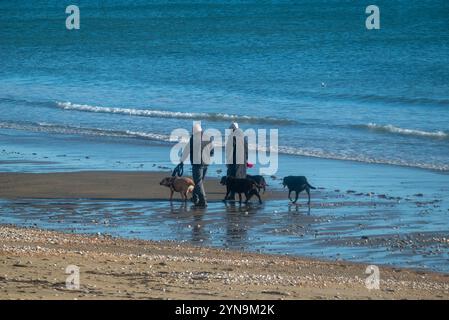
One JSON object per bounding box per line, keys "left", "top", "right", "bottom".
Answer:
{"left": 0, "top": 121, "right": 172, "bottom": 142}
{"left": 56, "top": 101, "right": 296, "bottom": 125}
{"left": 358, "top": 123, "right": 448, "bottom": 139}
{"left": 276, "top": 146, "right": 449, "bottom": 171}
{"left": 1, "top": 120, "right": 448, "bottom": 171}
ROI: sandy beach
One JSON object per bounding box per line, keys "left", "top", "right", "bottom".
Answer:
{"left": 1, "top": 225, "right": 449, "bottom": 300}
{"left": 1, "top": 169, "right": 449, "bottom": 290}
{"left": 0, "top": 171, "right": 449, "bottom": 299}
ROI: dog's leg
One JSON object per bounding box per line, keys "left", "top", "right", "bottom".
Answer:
{"left": 244, "top": 192, "right": 250, "bottom": 204}
{"left": 288, "top": 189, "right": 293, "bottom": 202}
{"left": 238, "top": 193, "right": 242, "bottom": 204}
{"left": 169, "top": 189, "right": 174, "bottom": 201}
{"left": 306, "top": 187, "right": 311, "bottom": 207}
{"left": 255, "top": 190, "right": 262, "bottom": 204}
{"left": 293, "top": 190, "right": 299, "bottom": 204}
{"left": 223, "top": 187, "right": 230, "bottom": 202}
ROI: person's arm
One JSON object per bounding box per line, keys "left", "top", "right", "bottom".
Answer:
{"left": 202, "top": 140, "right": 214, "bottom": 165}
{"left": 244, "top": 136, "right": 248, "bottom": 162}
{"left": 180, "top": 137, "right": 191, "bottom": 163}
{"left": 225, "top": 134, "right": 234, "bottom": 165}
{"left": 209, "top": 138, "right": 214, "bottom": 157}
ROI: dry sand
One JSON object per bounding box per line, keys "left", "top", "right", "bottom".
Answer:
{"left": 1, "top": 225, "right": 448, "bottom": 300}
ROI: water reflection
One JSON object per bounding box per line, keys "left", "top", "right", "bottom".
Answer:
{"left": 223, "top": 201, "right": 249, "bottom": 249}
{"left": 288, "top": 202, "right": 311, "bottom": 215}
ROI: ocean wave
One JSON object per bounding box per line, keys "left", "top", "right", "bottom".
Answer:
{"left": 359, "top": 123, "right": 448, "bottom": 139}
{"left": 242, "top": 144, "right": 448, "bottom": 171}
{"left": 0, "top": 121, "right": 172, "bottom": 142}
{"left": 1, "top": 121, "right": 448, "bottom": 172}
{"left": 56, "top": 101, "right": 296, "bottom": 125}
{"left": 276, "top": 146, "right": 449, "bottom": 171}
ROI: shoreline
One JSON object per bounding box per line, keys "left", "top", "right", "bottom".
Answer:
{"left": 1, "top": 224, "right": 449, "bottom": 300}
{"left": 0, "top": 171, "right": 449, "bottom": 299}
{"left": 1, "top": 169, "right": 449, "bottom": 275}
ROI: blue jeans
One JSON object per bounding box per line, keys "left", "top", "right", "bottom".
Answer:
{"left": 192, "top": 165, "right": 208, "bottom": 205}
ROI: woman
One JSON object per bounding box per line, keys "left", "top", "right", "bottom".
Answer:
{"left": 225, "top": 122, "right": 248, "bottom": 200}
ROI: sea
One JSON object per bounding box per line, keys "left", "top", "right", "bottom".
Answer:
{"left": 1, "top": 1, "right": 449, "bottom": 272}
{"left": 1, "top": 0, "right": 449, "bottom": 172}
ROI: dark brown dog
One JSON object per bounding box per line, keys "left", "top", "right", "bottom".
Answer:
{"left": 220, "top": 176, "right": 262, "bottom": 204}
{"left": 282, "top": 176, "right": 316, "bottom": 206}
{"left": 160, "top": 176, "right": 195, "bottom": 201}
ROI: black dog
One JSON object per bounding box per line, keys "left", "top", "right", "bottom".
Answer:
{"left": 246, "top": 175, "right": 268, "bottom": 193}
{"left": 220, "top": 176, "right": 263, "bottom": 204}
{"left": 282, "top": 176, "right": 316, "bottom": 206}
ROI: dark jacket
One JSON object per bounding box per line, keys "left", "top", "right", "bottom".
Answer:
{"left": 181, "top": 133, "right": 214, "bottom": 166}
{"left": 226, "top": 129, "right": 248, "bottom": 179}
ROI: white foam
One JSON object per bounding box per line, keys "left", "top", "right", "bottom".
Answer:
{"left": 276, "top": 145, "right": 449, "bottom": 171}
{"left": 125, "top": 130, "right": 171, "bottom": 142}
{"left": 1, "top": 120, "right": 448, "bottom": 171}
{"left": 56, "top": 101, "right": 295, "bottom": 124}
{"left": 365, "top": 123, "right": 447, "bottom": 139}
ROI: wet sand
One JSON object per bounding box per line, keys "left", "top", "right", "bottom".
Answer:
{"left": 1, "top": 170, "right": 449, "bottom": 299}
{"left": 0, "top": 171, "right": 285, "bottom": 201}
{"left": 1, "top": 225, "right": 449, "bottom": 300}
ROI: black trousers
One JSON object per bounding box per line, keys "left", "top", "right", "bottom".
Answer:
{"left": 192, "top": 165, "right": 208, "bottom": 204}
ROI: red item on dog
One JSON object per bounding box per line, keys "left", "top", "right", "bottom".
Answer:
{"left": 247, "top": 162, "right": 254, "bottom": 168}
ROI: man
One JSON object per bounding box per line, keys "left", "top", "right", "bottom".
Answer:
{"left": 225, "top": 122, "right": 248, "bottom": 200}
{"left": 180, "top": 122, "right": 214, "bottom": 207}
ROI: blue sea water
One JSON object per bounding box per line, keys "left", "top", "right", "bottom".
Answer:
{"left": 1, "top": 0, "right": 449, "bottom": 172}
{"left": 2, "top": 1, "right": 449, "bottom": 273}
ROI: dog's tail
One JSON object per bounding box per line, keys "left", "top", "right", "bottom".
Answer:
{"left": 187, "top": 185, "right": 194, "bottom": 193}
{"left": 307, "top": 182, "right": 316, "bottom": 190}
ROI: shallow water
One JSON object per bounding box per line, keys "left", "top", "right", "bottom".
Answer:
{"left": 2, "top": 129, "right": 449, "bottom": 272}
{"left": 1, "top": 189, "right": 448, "bottom": 273}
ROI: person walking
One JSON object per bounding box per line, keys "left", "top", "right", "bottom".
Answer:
{"left": 180, "top": 122, "right": 214, "bottom": 207}
{"left": 225, "top": 122, "right": 248, "bottom": 200}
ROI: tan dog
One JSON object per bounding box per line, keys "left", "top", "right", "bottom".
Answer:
{"left": 159, "top": 176, "right": 195, "bottom": 201}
